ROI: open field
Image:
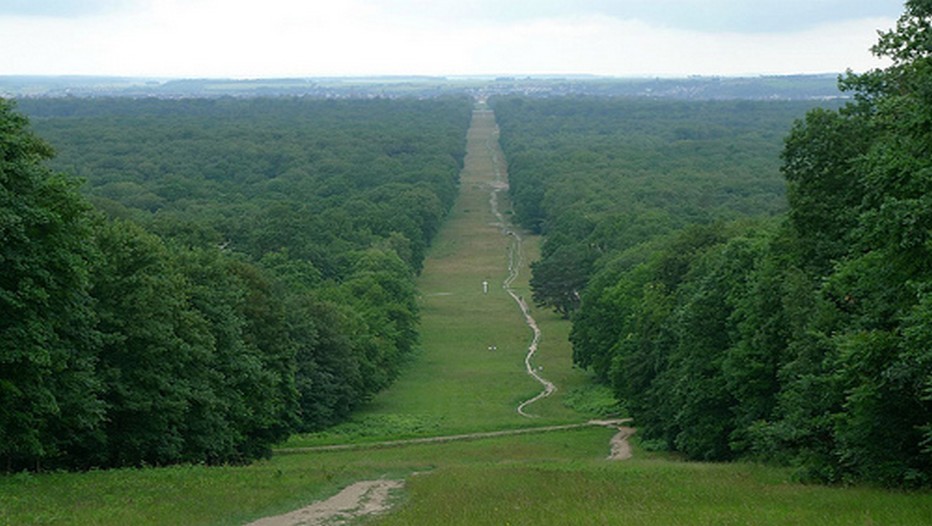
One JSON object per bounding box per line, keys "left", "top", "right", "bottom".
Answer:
{"left": 2, "top": 106, "right": 930, "bottom": 525}
{"left": 3, "top": 430, "right": 931, "bottom": 525}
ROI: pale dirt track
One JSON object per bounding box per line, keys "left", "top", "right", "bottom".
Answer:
{"left": 275, "top": 420, "right": 629, "bottom": 454}
{"left": 478, "top": 109, "right": 556, "bottom": 417}
{"left": 609, "top": 427, "right": 637, "bottom": 460}
{"left": 244, "top": 479, "right": 403, "bottom": 526}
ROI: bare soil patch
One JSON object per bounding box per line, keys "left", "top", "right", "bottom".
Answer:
{"left": 588, "top": 419, "right": 636, "bottom": 461}
{"left": 608, "top": 427, "right": 637, "bottom": 460}
{"left": 245, "top": 479, "right": 403, "bottom": 526}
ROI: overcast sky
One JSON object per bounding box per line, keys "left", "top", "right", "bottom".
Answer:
{"left": 0, "top": 0, "right": 906, "bottom": 78}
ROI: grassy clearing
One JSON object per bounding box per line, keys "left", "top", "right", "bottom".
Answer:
{"left": 4, "top": 431, "right": 930, "bottom": 525}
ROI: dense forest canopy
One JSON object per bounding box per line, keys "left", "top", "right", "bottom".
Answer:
{"left": 492, "top": 97, "right": 827, "bottom": 317}
{"left": 1, "top": 97, "right": 472, "bottom": 471}
{"left": 495, "top": 0, "right": 932, "bottom": 488}
{"left": 19, "top": 98, "right": 470, "bottom": 274}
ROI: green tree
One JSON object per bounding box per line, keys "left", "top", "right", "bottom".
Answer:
{"left": 766, "top": 0, "right": 932, "bottom": 485}
{"left": 90, "top": 220, "right": 215, "bottom": 466}
{"left": 0, "top": 99, "right": 102, "bottom": 470}
{"left": 780, "top": 108, "right": 870, "bottom": 275}
{"left": 290, "top": 298, "right": 366, "bottom": 431}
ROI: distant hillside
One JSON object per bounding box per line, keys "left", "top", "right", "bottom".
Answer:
{"left": 0, "top": 74, "right": 844, "bottom": 100}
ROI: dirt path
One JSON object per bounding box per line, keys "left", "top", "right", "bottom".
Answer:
{"left": 479, "top": 109, "right": 557, "bottom": 417}
{"left": 587, "top": 419, "right": 637, "bottom": 461}
{"left": 261, "top": 420, "right": 633, "bottom": 524}
{"left": 276, "top": 422, "right": 604, "bottom": 454}
{"left": 244, "top": 479, "right": 403, "bottom": 526}
{"left": 276, "top": 419, "right": 635, "bottom": 455}
{"left": 608, "top": 427, "right": 637, "bottom": 460}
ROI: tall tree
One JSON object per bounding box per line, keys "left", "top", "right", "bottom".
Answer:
{"left": 0, "top": 99, "right": 102, "bottom": 470}
{"left": 764, "top": 0, "right": 932, "bottom": 485}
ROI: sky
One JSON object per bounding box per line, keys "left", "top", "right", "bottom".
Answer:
{"left": 0, "top": 0, "right": 907, "bottom": 78}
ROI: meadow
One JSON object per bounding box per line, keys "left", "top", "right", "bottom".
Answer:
{"left": 4, "top": 429, "right": 931, "bottom": 525}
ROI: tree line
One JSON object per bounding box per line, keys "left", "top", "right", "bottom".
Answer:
{"left": 1, "top": 96, "right": 473, "bottom": 471}
{"left": 493, "top": 96, "right": 823, "bottom": 317}
{"left": 493, "top": 1, "right": 931, "bottom": 488}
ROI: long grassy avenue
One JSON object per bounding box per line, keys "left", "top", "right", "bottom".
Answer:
{"left": 281, "top": 104, "right": 593, "bottom": 449}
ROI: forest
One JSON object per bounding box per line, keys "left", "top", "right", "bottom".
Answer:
{"left": 1, "top": 96, "right": 473, "bottom": 471}
{"left": 494, "top": 2, "right": 931, "bottom": 488}
{"left": 493, "top": 96, "right": 825, "bottom": 317}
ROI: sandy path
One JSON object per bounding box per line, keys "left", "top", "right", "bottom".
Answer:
{"left": 608, "top": 427, "right": 637, "bottom": 460}
{"left": 277, "top": 419, "right": 635, "bottom": 456}
{"left": 266, "top": 419, "right": 632, "bottom": 525}
{"left": 479, "top": 110, "right": 557, "bottom": 417}
{"left": 244, "top": 479, "right": 403, "bottom": 526}
{"left": 588, "top": 419, "right": 636, "bottom": 461}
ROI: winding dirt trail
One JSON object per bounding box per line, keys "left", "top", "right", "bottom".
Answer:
{"left": 479, "top": 109, "right": 557, "bottom": 417}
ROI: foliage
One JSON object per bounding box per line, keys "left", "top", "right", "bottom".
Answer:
{"left": 561, "top": 384, "right": 626, "bottom": 418}
{"left": 1, "top": 97, "right": 472, "bottom": 470}
{"left": 0, "top": 99, "right": 101, "bottom": 471}
{"left": 492, "top": 97, "right": 822, "bottom": 317}
{"left": 761, "top": 1, "right": 932, "bottom": 486}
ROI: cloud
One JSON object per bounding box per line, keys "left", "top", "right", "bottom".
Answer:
{"left": 0, "top": 0, "right": 899, "bottom": 77}
{"left": 0, "top": 0, "right": 138, "bottom": 17}
{"left": 440, "top": 14, "right": 894, "bottom": 77}
{"left": 586, "top": 0, "right": 904, "bottom": 33}
{"left": 373, "top": 0, "right": 904, "bottom": 33}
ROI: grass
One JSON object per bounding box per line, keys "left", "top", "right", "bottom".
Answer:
{"left": 4, "top": 431, "right": 930, "bottom": 525}
{"left": 3, "top": 107, "right": 931, "bottom": 526}
{"left": 377, "top": 443, "right": 932, "bottom": 526}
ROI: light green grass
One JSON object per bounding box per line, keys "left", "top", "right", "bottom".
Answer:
{"left": 376, "top": 440, "right": 932, "bottom": 526}
{"left": 4, "top": 431, "right": 930, "bottom": 525}
{"left": 384, "top": 112, "right": 590, "bottom": 428}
